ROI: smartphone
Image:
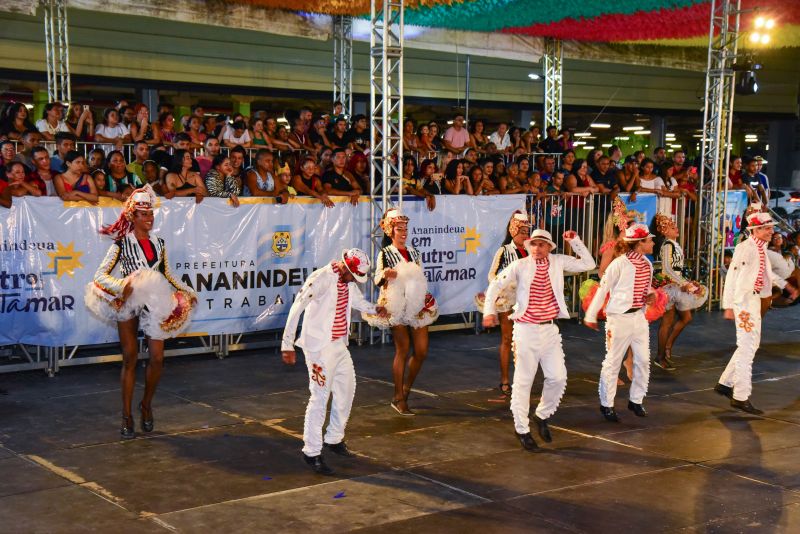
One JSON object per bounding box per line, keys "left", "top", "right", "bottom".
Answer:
{"left": 83, "top": 105, "right": 90, "bottom": 112}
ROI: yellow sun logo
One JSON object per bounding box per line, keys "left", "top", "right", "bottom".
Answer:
{"left": 460, "top": 227, "right": 481, "bottom": 254}
{"left": 46, "top": 242, "right": 84, "bottom": 279}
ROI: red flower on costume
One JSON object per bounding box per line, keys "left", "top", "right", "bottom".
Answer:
{"left": 345, "top": 255, "right": 364, "bottom": 277}
{"left": 629, "top": 227, "right": 648, "bottom": 240}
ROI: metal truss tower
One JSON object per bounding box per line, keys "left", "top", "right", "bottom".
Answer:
{"left": 43, "top": 0, "right": 71, "bottom": 103}
{"left": 367, "top": 0, "right": 404, "bottom": 343}
{"left": 696, "top": 0, "right": 740, "bottom": 309}
{"left": 543, "top": 37, "right": 563, "bottom": 131}
{"left": 332, "top": 15, "right": 353, "bottom": 118}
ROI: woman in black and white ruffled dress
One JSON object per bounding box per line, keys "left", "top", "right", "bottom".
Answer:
{"left": 86, "top": 185, "right": 196, "bottom": 439}
{"left": 364, "top": 208, "right": 438, "bottom": 415}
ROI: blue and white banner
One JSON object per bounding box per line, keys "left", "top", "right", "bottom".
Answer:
{"left": 0, "top": 195, "right": 522, "bottom": 346}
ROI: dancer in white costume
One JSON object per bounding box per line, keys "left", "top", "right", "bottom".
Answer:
{"left": 652, "top": 213, "right": 707, "bottom": 371}
{"left": 86, "top": 185, "right": 197, "bottom": 439}
{"left": 585, "top": 223, "right": 655, "bottom": 422}
{"left": 367, "top": 208, "right": 438, "bottom": 416}
{"left": 475, "top": 210, "right": 532, "bottom": 397}
{"left": 281, "top": 248, "right": 387, "bottom": 475}
{"left": 715, "top": 212, "right": 780, "bottom": 415}
{"left": 483, "top": 229, "right": 595, "bottom": 450}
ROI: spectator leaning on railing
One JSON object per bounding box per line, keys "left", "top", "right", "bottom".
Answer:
{"left": 3, "top": 160, "right": 42, "bottom": 199}
{"left": 28, "top": 146, "right": 56, "bottom": 196}
{"left": 204, "top": 153, "right": 241, "bottom": 208}
{"left": 164, "top": 149, "right": 206, "bottom": 202}
{"left": 293, "top": 156, "right": 334, "bottom": 207}
{"left": 54, "top": 150, "right": 99, "bottom": 203}
{"left": 322, "top": 148, "right": 361, "bottom": 205}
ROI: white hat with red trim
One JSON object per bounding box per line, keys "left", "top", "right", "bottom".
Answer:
{"left": 746, "top": 211, "right": 775, "bottom": 229}
{"left": 341, "top": 248, "right": 370, "bottom": 283}
{"left": 622, "top": 223, "right": 654, "bottom": 242}
{"left": 524, "top": 229, "right": 557, "bottom": 251}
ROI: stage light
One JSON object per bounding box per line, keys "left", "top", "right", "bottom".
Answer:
{"left": 573, "top": 141, "right": 586, "bottom": 146}
{"left": 615, "top": 136, "right": 630, "bottom": 141}
{"left": 573, "top": 132, "right": 591, "bottom": 138}
{"left": 529, "top": 120, "right": 536, "bottom": 125}
{"left": 590, "top": 123, "right": 610, "bottom": 128}
{"left": 622, "top": 126, "right": 643, "bottom": 131}
{"left": 634, "top": 130, "right": 651, "bottom": 135}
{"left": 760, "top": 34, "right": 770, "bottom": 45}
{"left": 601, "top": 143, "right": 612, "bottom": 148}
{"left": 528, "top": 73, "right": 541, "bottom": 80}
{"left": 754, "top": 17, "right": 765, "bottom": 28}
{"left": 736, "top": 70, "right": 759, "bottom": 95}
{"left": 583, "top": 145, "right": 595, "bottom": 150}
{"left": 765, "top": 19, "right": 775, "bottom": 30}
{"left": 750, "top": 32, "right": 761, "bottom": 43}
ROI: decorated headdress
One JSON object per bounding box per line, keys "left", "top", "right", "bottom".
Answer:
{"left": 508, "top": 210, "right": 531, "bottom": 238}
{"left": 745, "top": 202, "right": 766, "bottom": 216}
{"left": 380, "top": 207, "right": 409, "bottom": 236}
{"left": 341, "top": 248, "right": 370, "bottom": 283}
{"left": 746, "top": 211, "right": 775, "bottom": 229}
{"left": 622, "top": 223, "right": 654, "bottom": 242}
{"left": 611, "top": 197, "right": 631, "bottom": 232}
{"left": 99, "top": 184, "right": 157, "bottom": 240}
{"left": 653, "top": 213, "right": 674, "bottom": 235}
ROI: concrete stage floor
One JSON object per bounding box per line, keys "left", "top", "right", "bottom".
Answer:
{"left": 1, "top": 306, "right": 799, "bottom": 533}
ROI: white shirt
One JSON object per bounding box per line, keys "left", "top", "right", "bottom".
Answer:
{"left": 489, "top": 131, "right": 511, "bottom": 150}
{"left": 35, "top": 119, "right": 70, "bottom": 135}
{"left": 223, "top": 129, "right": 251, "bottom": 145}
{"left": 95, "top": 123, "right": 130, "bottom": 140}
{"left": 585, "top": 253, "right": 654, "bottom": 322}
{"left": 484, "top": 237, "right": 595, "bottom": 319}
{"left": 722, "top": 237, "right": 774, "bottom": 308}
{"left": 282, "top": 263, "right": 376, "bottom": 353}
{"left": 766, "top": 249, "right": 791, "bottom": 287}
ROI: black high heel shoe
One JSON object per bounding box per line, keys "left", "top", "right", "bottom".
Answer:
{"left": 121, "top": 415, "right": 135, "bottom": 440}
{"left": 139, "top": 402, "right": 154, "bottom": 433}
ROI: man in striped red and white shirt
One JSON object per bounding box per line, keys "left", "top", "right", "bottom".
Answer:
{"left": 484, "top": 228, "right": 596, "bottom": 451}
{"left": 585, "top": 223, "right": 655, "bottom": 423}
{"left": 282, "top": 248, "right": 387, "bottom": 475}
{"left": 716, "top": 211, "right": 777, "bottom": 415}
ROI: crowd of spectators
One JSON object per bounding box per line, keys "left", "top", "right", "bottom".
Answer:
{"left": 0, "top": 101, "right": 773, "bottom": 217}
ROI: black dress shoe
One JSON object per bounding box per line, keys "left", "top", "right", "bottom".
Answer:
{"left": 627, "top": 401, "right": 647, "bottom": 417}
{"left": 139, "top": 402, "right": 154, "bottom": 433}
{"left": 730, "top": 399, "right": 764, "bottom": 415}
{"left": 600, "top": 405, "right": 620, "bottom": 422}
{"left": 515, "top": 432, "right": 539, "bottom": 451}
{"left": 533, "top": 416, "right": 552, "bottom": 443}
{"left": 325, "top": 441, "right": 356, "bottom": 457}
{"left": 714, "top": 383, "right": 733, "bottom": 399}
{"left": 303, "top": 454, "right": 335, "bottom": 475}
{"left": 121, "top": 415, "right": 135, "bottom": 440}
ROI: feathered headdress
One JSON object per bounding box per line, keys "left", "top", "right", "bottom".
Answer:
{"left": 99, "top": 184, "right": 157, "bottom": 240}
{"left": 380, "top": 207, "right": 409, "bottom": 236}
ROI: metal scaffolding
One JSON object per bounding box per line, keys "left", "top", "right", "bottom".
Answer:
{"left": 332, "top": 15, "right": 353, "bottom": 118}
{"left": 543, "top": 37, "right": 563, "bottom": 131}
{"left": 43, "top": 0, "right": 71, "bottom": 103}
{"left": 696, "top": 0, "right": 740, "bottom": 309}
{"left": 368, "top": 0, "right": 404, "bottom": 343}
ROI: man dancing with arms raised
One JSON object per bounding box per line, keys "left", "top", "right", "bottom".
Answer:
{"left": 483, "top": 229, "right": 595, "bottom": 450}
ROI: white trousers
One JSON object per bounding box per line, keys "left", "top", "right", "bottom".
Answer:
{"left": 599, "top": 311, "right": 651, "bottom": 407}
{"left": 719, "top": 293, "right": 762, "bottom": 401}
{"left": 510, "top": 322, "right": 568, "bottom": 434}
{"left": 301, "top": 339, "right": 356, "bottom": 457}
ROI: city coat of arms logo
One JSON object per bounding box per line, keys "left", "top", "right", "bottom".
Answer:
{"left": 272, "top": 231, "right": 292, "bottom": 258}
